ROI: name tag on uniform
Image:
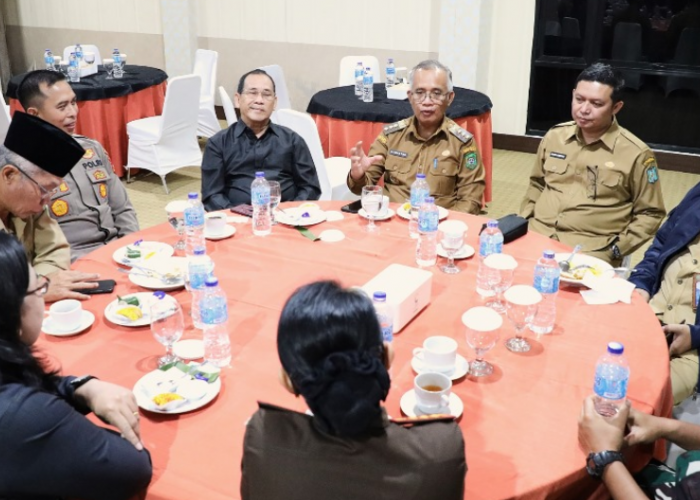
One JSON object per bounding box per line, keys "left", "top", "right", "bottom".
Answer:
{"left": 389, "top": 149, "right": 408, "bottom": 158}
{"left": 549, "top": 152, "right": 567, "bottom": 160}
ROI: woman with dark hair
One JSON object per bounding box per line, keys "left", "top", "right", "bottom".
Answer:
{"left": 241, "top": 280, "right": 466, "bottom": 500}
{"left": 0, "top": 233, "right": 152, "bottom": 500}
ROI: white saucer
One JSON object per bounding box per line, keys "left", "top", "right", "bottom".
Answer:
{"left": 112, "top": 241, "right": 174, "bottom": 267}
{"left": 205, "top": 225, "right": 236, "bottom": 240}
{"left": 324, "top": 210, "right": 344, "bottom": 222}
{"left": 358, "top": 208, "right": 395, "bottom": 221}
{"left": 42, "top": 310, "right": 95, "bottom": 336}
{"left": 437, "top": 243, "right": 475, "bottom": 260}
{"left": 411, "top": 354, "right": 470, "bottom": 380}
{"left": 173, "top": 339, "right": 205, "bottom": 360}
{"left": 400, "top": 390, "right": 464, "bottom": 418}
{"left": 319, "top": 229, "right": 346, "bottom": 243}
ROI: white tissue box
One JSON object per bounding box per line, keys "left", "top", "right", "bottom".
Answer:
{"left": 79, "top": 63, "right": 98, "bottom": 77}
{"left": 362, "top": 264, "right": 432, "bottom": 332}
{"left": 386, "top": 83, "right": 409, "bottom": 101}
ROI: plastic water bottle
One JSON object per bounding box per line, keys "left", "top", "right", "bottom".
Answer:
{"left": 416, "top": 197, "right": 439, "bottom": 267}
{"left": 187, "top": 248, "right": 212, "bottom": 329}
{"left": 201, "top": 276, "right": 231, "bottom": 368}
{"left": 476, "top": 220, "right": 504, "bottom": 296}
{"left": 362, "top": 67, "right": 374, "bottom": 103}
{"left": 67, "top": 53, "right": 80, "bottom": 83}
{"left": 409, "top": 173, "right": 430, "bottom": 239}
{"left": 373, "top": 291, "right": 393, "bottom": 342}
{"left": 385, "top": 58, "right": 396, "bottom": 88}
{"left": 112, "top": 48, "right": 123, "bottom": 78}
{"left": 251, "top": 172, "right": 271, "bottom": 236}
{"left": 354, "top": 61, "right": 364, "bottom": 97}
{"left": 74, "top": 43, "right": 83, "bottom": 64}
{"left": 593, "top": 342, "right": 630, "bottom": 417}
{"left": 183, "top": 192, "right": 206, "bottom": 257}
{"left": 44, "top": 49, "right": 55, "bottom": 70}
{"left": 530, "top": 250, "right": 560, "bottom": 334}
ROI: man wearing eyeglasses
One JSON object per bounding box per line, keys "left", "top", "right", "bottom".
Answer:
{"left": 0, "top": 112, "right": 101, "bottom": 301}
{"left": 201, "top": 69, "right": 321, "bottom": 211}
{"left": 347, "top": 60, "right": 485, "bottom": 215}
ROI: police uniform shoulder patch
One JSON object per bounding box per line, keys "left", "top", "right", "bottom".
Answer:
{"left": 646, "top": 164, "right": 659, "bottom": 184}
{"left": 58, "top": 182, "right": 69, "bottom": 193}
{"left": 382, "top": 119, "right": 409, "bottom": 135}
{"left": 99, "top": 184, "right": 108, "bottom": 198}
{"left": 50, "top": 199, "right": 69, "bottom": 217}
{"left": 448, "top": 123, "right": 473, "bottom": 144}
{"left": 83, "top": 148, "right": 95, "bottom": 160}
{"left": 93, "top": 170, "right": 107, "bottom": 181}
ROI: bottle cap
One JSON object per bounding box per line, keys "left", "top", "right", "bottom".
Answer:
{"left": 607, "top": 342, "right": 624, "bottom": 355}
{"left": 487, "top": 220, "right": 498, "bottom": 228}
{"left": 416, "top": 173, "right": 426, "bottom": 179}
{"left": 388, "top": 58, "right": 394, "bottom": 63}
{"left": 193, "top": 247, "right": 206, "bottom": 255}
{"left": 205, "top": 276, "right": 219, "bottom": 287}
{"left": 373, "top": 291, "right": 387, "bottom": 301}
{"left": 543, "top": 250, "right": 555, "bottom": 259}
{"left": 424, "top": 196, "right": 435, "bottom": 204}
{"left": 188, "top": 192, "right": 199, "bottom": 199}
{"left": 255, "top": 171, "right": 265, "bottom": 178}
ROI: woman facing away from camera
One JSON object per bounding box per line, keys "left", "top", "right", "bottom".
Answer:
{"left": 241, "top": 280, "right": 466, "bottom": 500}
{"left": 0, "top": 233, "right": 152, "bottom": 500}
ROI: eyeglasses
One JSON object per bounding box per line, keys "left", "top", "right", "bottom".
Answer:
{"left": 14, "top": 164, "right": 58, "bottom": 201}
{"left": 26, "top": 275, "right": 50, "bottom": 297}
{"left": 410, "top": 89, "right": 451, "bottom": 103}
{"left": 241, "top": 89, "right": 276, "bottom": 101}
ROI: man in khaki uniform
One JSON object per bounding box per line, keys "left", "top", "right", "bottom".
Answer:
{"left": 0, "top": 112, "right": 100, "bottom": 301}
{"left": 347, "top": 60, "right": 485, "bottom": 215}
{"left": 18, "top": 70, "right": 139, "bottom": 261}
{"left": 520, "top": 63, "right": 665, "bottom": 265}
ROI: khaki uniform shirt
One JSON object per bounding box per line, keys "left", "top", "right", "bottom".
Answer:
{"left": 347, "top": 116, "right": 485, "bottom": 214}
{"left": 649, "top": 234, "right": 700, "bottom": 324}
{"left": 0, "top": 207, "right": 70, "bottom": 275}
{"left": 48, "top": 136, "right": 139, "bottom": 262}
{"left": 520, "top": 119, "right": 665, "bottom": 263}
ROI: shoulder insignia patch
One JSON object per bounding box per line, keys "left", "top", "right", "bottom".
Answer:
{"left": 93, "top": 170, "right": 107, "bottom": 181}
{"left": 643, "top": 156, "right": 656, "bottom": 167}
{"left": 382, "top": 119, "right": 409, "bottom": 135}
{"left": 464, "top": 151, "right": 478, "bottom": 170}
{"left": 83, "top": 148, "right": 95, "bottom": 160}
{"left": 448, "top": 123, "right": 473, "bottom": 144}
{"left": 51, "top": 199, "right": 69, "bottom": 217}
{"left": 377, "top": 134, "right": 388, "bottom": 145}
{"left": 99, "top": 184, "right": 108, "bottom": 198}
{"left": 59, "top": 182, "right": 69, "bottom": 192}
{"left": 646, "top": 165, "right": 659, "bottom": 184}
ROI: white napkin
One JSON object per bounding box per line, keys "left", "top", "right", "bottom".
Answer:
{"left": 579, "top": 274, "right": 636, "bottom": 305}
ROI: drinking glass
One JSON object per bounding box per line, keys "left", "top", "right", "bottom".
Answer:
{"left": 438, "top": 220, "right": 467, "bottom": 274}
{"left": 52, "top": 56, "right": 62, "bottom": 72}
{"left": 84, "top": 52, "right": 95, "bottom": 65}
{"left": 504, "top": 285, "right": 542, "bottom": 353}
{"left": 150, "top": 293, "right": 184, "bottom": 367}
{"left": 484, "top": 253, "right": 518, "bottom": 313}
{"left": 165, "top": 200, "right": 189, "bottom": 252}
{"left": 103, "top": 58, "right": 114, "bottom": 79}
{"left": 361, "top": 185, "right": 383, "bottom": 232}
{"left": 120, "top": 53, "right": 128, "bottom": 74}
{"left": 268, "top": 181, "right": 281, "bottom": 225}
{"left": 462, "top": 306, "right": 503, "bottom": 377}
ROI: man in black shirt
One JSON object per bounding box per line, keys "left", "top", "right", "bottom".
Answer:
{"left": 201, "top": 69, "right": 321, "bottom": 211}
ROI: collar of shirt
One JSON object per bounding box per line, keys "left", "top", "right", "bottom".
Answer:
{"left": 406, "top": 116, "right": 450, "bottom": 143}
{"left": 234, "top": 120, "right": 279, "bottom": 140}
{"left": 567, "top": 118, "right": 621, "bottom": 151}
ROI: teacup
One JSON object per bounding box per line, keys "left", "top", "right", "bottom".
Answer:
{"left": 414, "top": 372, "right": 452, "bottom": 414}
{"left": 205, "top": 213, "right": 226, "bottom": 235}
{"left": 48, "top": 299, "right": 83, "bottom": 331}
{"left": 413, "top": 335, "right": 458, "bottom": 373}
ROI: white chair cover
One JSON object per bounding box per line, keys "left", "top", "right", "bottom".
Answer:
{"left": 218, "top": 86, "right": 237, "bottom": 126}
{"left": 193, "top": 49, "right": 221, "bottom": 138}
{"left": 258, "top": 64, "right": 292, "bottom": 111}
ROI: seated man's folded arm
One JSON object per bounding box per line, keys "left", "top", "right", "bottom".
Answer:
{"left": 290, "top": 135, "right": 321, "bottom": 201}
{"left": 201, "top": 135, "right": 233, "bottom": 211}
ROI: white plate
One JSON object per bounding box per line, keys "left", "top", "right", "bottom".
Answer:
{"left": 205, "top": 225, "right": 236, "bottom": 240}
{"left": 400, "top": 390, "right": 464, "bottom": 418}
{"left": 358, "top": 208, "right": 395, "bottom": 221}
{"left": 113, "top": 241, "right": 174, "bottom": 267}
{"left": 437, "top": 243, "right": 475, "bottom": 260}
{"left": 104, "top": 292, "right": 177, "bottom": 327}
{"left": 411, "top": 354, "right": 470, "bottom": 380}
{"left": 555, "top": 253, "right": 613, "bottom": 286}
{"left": 173, "top": 339, "right": 205, "bottom": 360}
{"left": 42, "top": 310, "right": 95, "bottom": 336}
{"left": 276, "top": 209, "right": 327, "bottom": 227}
{"left": 319, "top": 229, "right": 346, "bottom": 243}
{"left": 133, "top": 369, "right": 221, "bottom": 414}
{"left": 397, "top": 203, "right": 449, "bottom": 221}
{"left": 128, "top": 257, "right": 186, "bottom": 291}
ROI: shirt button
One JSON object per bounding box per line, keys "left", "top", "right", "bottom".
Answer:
{"left": 678, "top": 279, "right": 684, "bottom": 285}
{"left": 668, "top": 305, "right": 674, "bottom": 310}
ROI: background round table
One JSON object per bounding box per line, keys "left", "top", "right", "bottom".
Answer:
{"left": 307, "top": 85, "right": 494, "bottom": 203}
{"left": 7, "top": 65, "right": 167, "bottom": 177}
{"left": 45, "top": 201, "right": 671, "bottom": 500}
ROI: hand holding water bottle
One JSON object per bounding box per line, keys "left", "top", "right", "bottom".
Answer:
{"left": 349, "top": 141, "right": 383, "bottom": 181}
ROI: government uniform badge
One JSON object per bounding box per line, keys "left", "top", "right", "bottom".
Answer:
{"left": 647, "top": 165, "right": 659, "bottom": 184}
{"left": 99, "top": 184, "right": 108, "bottom": 198}
{"left": 464, "top": 151, "right": 478, "bottom": 170}
{"left": 50, "top": 199, "right": 68, "bottom": 217}
{"left": 93, "top": 170, "right": 107, "bottom": 181}
{"left": 59, "top": 182, "right": 69, "bottom": 192}
{"left": 83, "top": 148, "right": 95, "bottom": 160}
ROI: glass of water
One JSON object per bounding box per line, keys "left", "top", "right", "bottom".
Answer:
{"left": 438, "top": 220, "right": 467, "bottom": 274}
{"left": 103, "top": 58, "right": 114, "bottom": 79}
{"left": 268, "top": 181, "right": 281, "bottom": 225}
{"left": 165, "top": 200, "right": 189, "bottom": 252}
{"left": 484, "top": 253, "right": 517, "bottom": 313}
{"left": 150, "top": 293, "right": 184, "bottom": 367}
{"left": 462, "top": 306, "right": 503, "bottom": 377}
{"left": 504, "top": 285, "right": 541, "bottom": 353}
{"left": 361, "top": 185, "right": 383, "bottom": 232}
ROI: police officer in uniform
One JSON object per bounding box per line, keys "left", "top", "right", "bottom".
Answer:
{"left": 0, "top": 112, "right": 101, "bottom": 301}
{"left": 520, "top": 63, "right": 666, "bottom": 266}
{"left": 347, "top": 60, "right": 485, "bottom": 215}
{"left": 18, "top": 70, "right": 139, "bottom": 261}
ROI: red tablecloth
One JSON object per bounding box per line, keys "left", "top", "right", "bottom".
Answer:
{"left": 41, "top": 201, "right": 672, "bottom": 500}
{"left": 9, "top": 83, "right": 166, "bottom": 177}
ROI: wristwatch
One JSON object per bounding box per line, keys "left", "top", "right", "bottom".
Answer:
{"left": 69, "top": 375, "right": 98, "bottom": 390}
{"left": 586, "top": 450, "right": 624, "bottom": 478}
{"left": 611, "top": 244, "right": 622, "bottom": 261}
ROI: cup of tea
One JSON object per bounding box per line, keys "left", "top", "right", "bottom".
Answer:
{"left": 413, "top": 335, "right": 458, "bottom": 373}
{"left": 414, "top": 372, "right": 452, "bottom": 414}
{"left": 48, "top": 300, "right": 83, "bottom": 331}
{"left": 205, "top": 213, "right": 226, "bottom": 236}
